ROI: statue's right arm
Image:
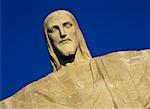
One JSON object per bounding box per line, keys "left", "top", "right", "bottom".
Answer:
{"left": 0, "top": 84, "right": 36, "bottom": 109}
{"left": 0, "top": 73, "right": 73, "bottom": 109}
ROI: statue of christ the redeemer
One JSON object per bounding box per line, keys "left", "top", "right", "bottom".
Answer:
{"left": 0, "top": 10, "right": 150, "bottom": 109}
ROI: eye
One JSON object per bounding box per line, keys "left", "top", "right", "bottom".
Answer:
{"left": 47, "top": 29, "right": 52, "bottom": 33}
{"left": 63, "top": 22, "right": 73, "bottom": 28}
{"left": 47, "top": 26, "right": 58, "bottom": 33}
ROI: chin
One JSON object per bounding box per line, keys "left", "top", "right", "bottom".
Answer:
{"left": 58, "top": 43, "right": 77, "bottom": 56}
{"left": 62, "top": 49, "right": 76, "bottom": 56}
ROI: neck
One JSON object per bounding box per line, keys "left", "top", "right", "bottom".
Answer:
{"left": 71, "top": 48, "right": 86, "bottom": 65}
{"left": 60, "top": 48, "right": 87, "bottom": 67}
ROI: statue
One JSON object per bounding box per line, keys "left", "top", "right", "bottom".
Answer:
{"left": 0, "top": 10, "right": 150, "bottom": 109}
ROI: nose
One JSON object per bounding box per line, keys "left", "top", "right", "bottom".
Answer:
{"left": 59, "top": 27, "right": 66, "bottom": 38}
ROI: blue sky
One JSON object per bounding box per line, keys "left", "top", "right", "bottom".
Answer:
{"left": 1, "top": 0, "right": 150, "bottom": 100}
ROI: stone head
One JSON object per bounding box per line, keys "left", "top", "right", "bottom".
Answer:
{"left": 44, "top": 10, "right": 91, "bottom": 71}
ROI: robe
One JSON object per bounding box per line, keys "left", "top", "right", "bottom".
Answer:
{"left": 0, "top": 50, "right": 150, "bottom": 109}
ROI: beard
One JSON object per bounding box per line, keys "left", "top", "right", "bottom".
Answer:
{"left": 56, "top": 42, "right": 77, "bottom": 56}
{"left": 52, "top": 42, "right": 79, "bottom": 65}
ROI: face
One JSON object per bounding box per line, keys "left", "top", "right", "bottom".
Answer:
{"left": 46, "top": 14, "right": 79, "bottom": 56}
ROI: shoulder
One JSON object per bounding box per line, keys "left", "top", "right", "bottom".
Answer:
{"left": 93, "top": 49, "right": 150, "bottom": 62}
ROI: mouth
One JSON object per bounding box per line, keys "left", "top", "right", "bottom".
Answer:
{"left": 60, "top": 39, "right": 72, "bottom": 44}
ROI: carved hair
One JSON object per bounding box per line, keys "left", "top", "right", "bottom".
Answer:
{"left": 44, "top": 10, "right": 91, "bottom": 71}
